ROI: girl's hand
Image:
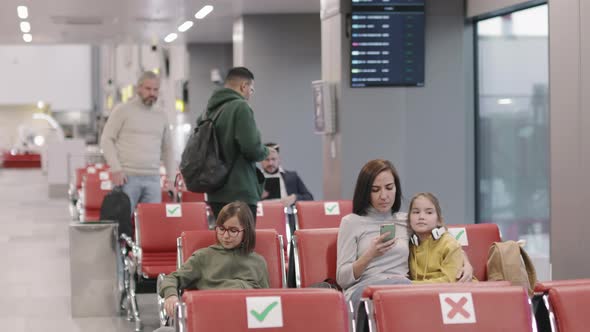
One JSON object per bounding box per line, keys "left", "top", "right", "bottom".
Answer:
{"left": 164, "top": 295, "right": 179, "bottom": 318}
{"left": 363, "top": 232, "right": 397, "bottom": 260}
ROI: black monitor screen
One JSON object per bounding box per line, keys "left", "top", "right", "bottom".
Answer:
{"left": 350, "top": 0, "right": 425, "bottom": 87}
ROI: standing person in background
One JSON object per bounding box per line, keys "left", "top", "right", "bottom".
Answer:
{"left": 203, "top": 67, "right": 271, "bottom": 220}
{"left": 260, "top": 142, "right": 314, "bottom": 208}
{"left": 100, "top": 71, "right": 175, "bottom": 214}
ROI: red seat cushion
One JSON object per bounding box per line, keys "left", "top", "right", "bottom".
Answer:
{"left": 84, "top": 209, "right": 101, "bottom": 222}
{"left": 140, "top": 252, "right": 178, "bottom": 278}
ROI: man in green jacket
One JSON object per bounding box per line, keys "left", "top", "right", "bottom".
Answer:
{"left": 204, "top": 67, "right": 270, "bottom": 219}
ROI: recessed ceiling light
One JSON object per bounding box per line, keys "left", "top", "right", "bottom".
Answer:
{"left": 164, "top": 33, "right": 178, "bottom": 43}
{"left": 20, "top": 21, "right": 31, "bottom": 33}
{"left": 23, "top": 33, "right": 32, "bottom": 43}
{"left": 497, "top": 98, "right": 513, "bottom": 105}
{"left": 17, "top": 6, "right": 28, "bottom": 19}
{"left": 178, "top": 20, "right": 194, "bottom": 32}
{"left": 195, "top": 5, "right": 213, "bottom": 19}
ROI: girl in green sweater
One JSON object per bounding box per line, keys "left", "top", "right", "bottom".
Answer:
{"left": 159, "top": 201, "right": 270, "bottom": 318}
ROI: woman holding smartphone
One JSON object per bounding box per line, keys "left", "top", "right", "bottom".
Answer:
{"left": 336, "top": 159, "right": 473, "bottom": 314}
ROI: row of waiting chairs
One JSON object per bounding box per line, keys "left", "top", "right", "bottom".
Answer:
{"left": 121, "top": 201, "right": 502, "bottom": 330}
{"left": 69, "top": 165, "right": 206, "bottom": 222}
{"left": 169, "top": 281, "right": 590, "bottom": 332}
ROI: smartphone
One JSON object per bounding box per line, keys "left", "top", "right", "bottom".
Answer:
{"left": 380, "top": 224, "right": 396, "bottom": 242}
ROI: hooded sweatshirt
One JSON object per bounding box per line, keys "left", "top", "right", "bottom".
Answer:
{"left": 201, "top": 88, "right": 268, "bottom": 205}
{"left": 409, "top": 232, "right": 465, "bottom": 283}
{"left": 159, "top": 244, "right": 270, "bottom": 299}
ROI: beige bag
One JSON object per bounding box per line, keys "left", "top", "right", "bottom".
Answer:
{"left": 486, "top": 241, "right": 537, "bottom": 296}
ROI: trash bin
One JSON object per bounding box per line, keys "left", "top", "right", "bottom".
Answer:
{"left": 69, "top": 222, "right": 120, "bottom": 317}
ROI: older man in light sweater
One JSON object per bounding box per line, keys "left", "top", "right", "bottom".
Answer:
{"left": 100, "top": 71, "right": 175, "bottom": 214}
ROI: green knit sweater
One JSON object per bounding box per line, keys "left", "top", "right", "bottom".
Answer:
{"left": 159, "top": 244, "right": 270, "bottom": 299}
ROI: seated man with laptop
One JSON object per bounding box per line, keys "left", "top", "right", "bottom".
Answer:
{"left": 260, "top": 142, "right": 314, "bottom": 207}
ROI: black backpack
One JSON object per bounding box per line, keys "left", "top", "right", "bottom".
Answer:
{"left": 180, "top": 106, "right": 230, "bottom": 193}
{"left": 99, "top": 187, "right": 132, "bottom": 237}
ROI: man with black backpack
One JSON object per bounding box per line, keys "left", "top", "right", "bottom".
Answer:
{"left": 200, "top": 67, "right": 271, "bottom": 219}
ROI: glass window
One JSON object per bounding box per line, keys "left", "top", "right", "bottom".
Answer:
{"left": 476, "top": 4, "right": 550, "bottom": 279}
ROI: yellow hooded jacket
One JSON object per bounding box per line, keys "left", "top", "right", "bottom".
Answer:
{"left": 409, "top": 232, "right": 465, "bottom": 283}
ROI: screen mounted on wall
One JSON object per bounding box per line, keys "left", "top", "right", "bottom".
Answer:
{"left": 350, "top": 0, "right": 425, "bottom": 87}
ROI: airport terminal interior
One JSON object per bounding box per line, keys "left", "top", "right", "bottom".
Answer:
{"left": 1, "top": 0, "right": 589, "bottom": 331}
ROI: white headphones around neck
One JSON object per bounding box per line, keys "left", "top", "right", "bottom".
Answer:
{"left": 410, "top": 227, "right": 446, "bottom": 246}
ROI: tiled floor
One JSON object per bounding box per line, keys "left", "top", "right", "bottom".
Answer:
{"left": 0, "top": 168, "right": 159, "bottom": 332}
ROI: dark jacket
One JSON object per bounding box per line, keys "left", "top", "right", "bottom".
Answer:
{"left": 203, "top": 88, "right": 268, "bottom": 205}
{"left": 282, "top": 170, "right": 314, "bottom": 201}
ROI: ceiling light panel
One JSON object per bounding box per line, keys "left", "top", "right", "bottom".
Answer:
{"left": 20, "top": 21, "right": 31, "bottom": 33}
{"left": 23, "top": 34, "right": 32, "bottom": 42}
{"left": 195, "top": 5, "right": 213, "bottom": 19}
{"left": 17, "top": 6, "right": 28, "bottom": 19}
{"left": 178, "top": 20, "right": 194, "bottom": 32}
{"left": 164, "top": 33, "right": 178, "bottom": 43}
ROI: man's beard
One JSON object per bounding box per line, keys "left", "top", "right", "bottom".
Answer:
{"left": 141, "top": 96, "right": 157, "bottom": 106}
{"left": 265, "top": 167, "right": 279, "bottom": 175}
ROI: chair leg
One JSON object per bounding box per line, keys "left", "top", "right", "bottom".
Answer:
{"left": 126, "top": 258, "right": 142, "bottom": 331}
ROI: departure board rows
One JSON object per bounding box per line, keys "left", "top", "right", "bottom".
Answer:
{"left": 351, "top": 0, "right": 425, "bottom": 87}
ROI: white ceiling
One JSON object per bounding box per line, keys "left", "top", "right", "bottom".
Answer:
{"left": 0, "top": 0, "right": 321, "bottom": 44}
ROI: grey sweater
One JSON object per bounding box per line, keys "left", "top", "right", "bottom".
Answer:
{"left": 336, "top": 209, "right": 410, "bottom": 302}
{"left": 100, "top": 97, "right": 175, "bottom": 181}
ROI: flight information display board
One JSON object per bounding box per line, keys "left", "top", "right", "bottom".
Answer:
{"left": 350, "top": 0, "right": 425, "bottom": 87}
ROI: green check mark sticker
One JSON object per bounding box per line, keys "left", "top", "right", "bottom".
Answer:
{"left": 246, "top": 296, "right": 283, "bottom": 328}
{"left": 449, "top": 227, "right": 468, "bottom": 246}
{"left": 324, "top": 202, "right": 340, "bottom": 215}
{"left": 250, "top": 301, "right": 278, "bottom": 322}
{"left": 165, "top": 204, "right": 182, "bottom": 218}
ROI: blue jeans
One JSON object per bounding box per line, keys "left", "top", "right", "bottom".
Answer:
{"left": 121, "top": 175, "right": 161, "bottom": 215}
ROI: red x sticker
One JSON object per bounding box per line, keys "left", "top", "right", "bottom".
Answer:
{"left": 439, "top": 293, "right": 476, "bottom": 324}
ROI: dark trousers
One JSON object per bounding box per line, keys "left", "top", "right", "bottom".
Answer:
{"left": 209, "top": 202, "right": 258, "bottom": 223}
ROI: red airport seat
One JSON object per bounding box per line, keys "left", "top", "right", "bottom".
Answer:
{"left": 121, "top": 202, "right": 210, "bottom": 330}
{"left": 292, "top": 228, "right": 339, "bottom": 288}
{"left": 134, "top": 202, "right": 210, "bottom": 278}
{"left": 547, "top": 284, "right": 590, "bottom": 332}
{"left": 295, "top": 200, "right": 352, "bottom": 229}
{"left": 447, "top": 223, "right": 501, "bottom": 281}
{"left": 79, "top": 171, "right": 112, "bottom": 222}
{"left": 532, "top": 279, "right": 590, "bottom": 332}
{"left": 177, "top": 190, "right": 206, "bottom": 202}
{"left": 2, "top": 151, "right": 41, "bottom": 168}
{"left": 357, "top": 281, "right": 512, "bottom": 332}
{"left": 178, "top": 288, "right": 349, "bottom": 332}
{"left": 371, "top": 286, "right": 533, "bottom": 332}
{"left": 256, "top": 201, "right": 290, "bottom": 250}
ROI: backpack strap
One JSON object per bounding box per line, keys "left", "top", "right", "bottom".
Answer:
{"left": 196, "top": 104, "right": 226, "bottom": 128}
{"left": 519, "top": 245, "right": 538, "bottom": 293}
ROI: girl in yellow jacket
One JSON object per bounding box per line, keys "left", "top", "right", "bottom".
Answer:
{"left": 408, "top": 192, "right": 474, "bottom": 283}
